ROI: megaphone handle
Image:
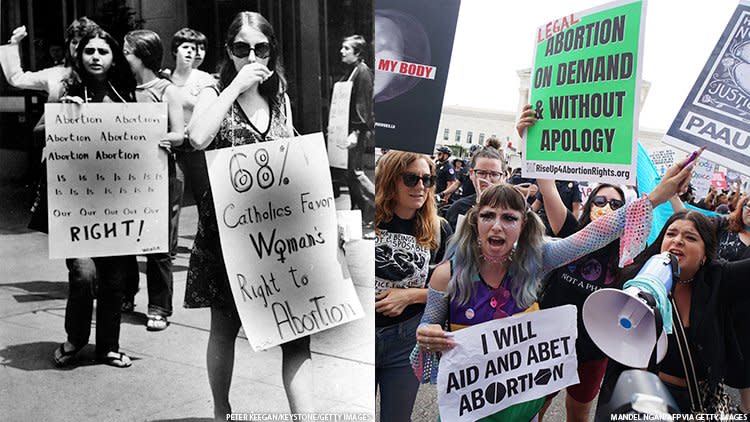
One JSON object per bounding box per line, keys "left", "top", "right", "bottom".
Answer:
{"left": 636, "top": 291, "right": 663, "bottom": 373}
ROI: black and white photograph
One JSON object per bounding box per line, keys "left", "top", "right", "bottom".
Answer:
{"left": 0, "top": 1, "right": 374, "bottom": 420}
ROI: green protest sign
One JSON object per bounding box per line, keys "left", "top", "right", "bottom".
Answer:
{"left": 524, "top": 0, "right": 644, "bottom": 184}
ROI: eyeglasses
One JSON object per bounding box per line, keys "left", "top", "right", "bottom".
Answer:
{"left": 478, "top": 210, "right": 522, "bottom": 229}
{"left": 473, "top": 169, "right": 503, "bottom": 181}
{"left": 401, "top": 173, "right": 436, "bottom": 188}
{"left": 229, "top": 41, "right": 271, "bottom": 59}
{"left": 743, "top": 202, "right": 750, "bottom": 210}
{"left": 591, "top": 196, "right": 625, "bottom": 210}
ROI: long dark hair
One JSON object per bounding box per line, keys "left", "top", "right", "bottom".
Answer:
{"left": 620, "top": 211, "right": 718, "bottom": 283}
{"left": 578, "top": 183, "right": 625, "bottom": 228}
{"left": 217, "top": 12, "right": 286, "bottom": 108}
{"left": 63, "top": 29, "right": 135, "bottom": 102}
{"left": 576, "top": 183, "right": 626, "bottom": 283}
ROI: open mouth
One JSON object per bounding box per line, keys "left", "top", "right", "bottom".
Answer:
{"left": 668, "top": 249, "right": 685, "bottom": 259}
{"left": 487, "top": 236, "right": 505, "bottom": 247}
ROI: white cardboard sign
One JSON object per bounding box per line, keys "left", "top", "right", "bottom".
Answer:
{"left": 206, "top": 133, "right": 365, "bottom": 350}
{"left": 438, "top": 305, "right": 579, "bottom": 421}
{"left": 45, "top": 103, "right": 169, "bottom": 259}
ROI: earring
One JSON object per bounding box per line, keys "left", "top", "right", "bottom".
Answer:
{"left": 508, "top": 241, "right": 517, "bottom": 262}
{"left": 700, "top": 258, "right": 706, "bottom": 266}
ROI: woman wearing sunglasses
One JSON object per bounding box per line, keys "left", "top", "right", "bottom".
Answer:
{"left": 516, "top": 103, "right": 633, "bottom": 420}
{"left": 184, "top": 12, "right": 302, "bottom": 419}
{"left": 375, "top": 150, "right": 453, "bottom": 421}
{"left": 536, "top": 182, "right": 627, "bottom": 421}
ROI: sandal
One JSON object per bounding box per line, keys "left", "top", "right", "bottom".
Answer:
{"left": 53, "top": 342, "right": 82, "bottom": 367}
{"left": 98, "top": 351, "right": 132, "bottom": 368}
{"left": 146, "top": 314, "right": 168, "bottom": 331}
{"left": 121, "top": 300, "right": 135, "bottom": 313}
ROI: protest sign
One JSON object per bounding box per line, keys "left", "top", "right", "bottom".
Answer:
{"left": 45, "top": 103, "right": 168, "bottom": 259}
{"left": 206, "top": 133, "right": 365, "bottom": 350}
{"left": 327, "top": 81, "right": 353, "bottom": 169}
{"left": 692, "top": 159, "right": 715, "bottom": 198}
{"left": 438, "top": 305, "right": 579, "bottom": 422}
{"left": 712, "top": 171, "right": 729, "bottom": 189}
{"left": 524, "top": 0, "right": 645, "bottom": 185}
{"left": 663, "top": 1, "right": 750, "bottom": 176}
{"left": 648, "top": 147, "right": 677, "bottom": 177}
{"left": 374, "top": 0, "right": 461, "bottom": 154}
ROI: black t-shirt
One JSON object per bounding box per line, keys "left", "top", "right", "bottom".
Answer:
{"left": 539, "top": 211, "right": 620, "bottom": 361}
{"left": 445, "top": 194, "right": 476, "bottom": 232}
{"left": 535, "top": 180, "right": 582, "bottom": 212}
{"left": 375, "top": 216, "right": 452, "bottom": 326}
{"left": 436, "top": 160, "right": 457, "bottom": 194}
{"left": 458, "top": 168, "right": 475, "bottom": 198}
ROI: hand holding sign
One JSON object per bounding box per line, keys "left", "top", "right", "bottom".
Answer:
{"left": 416, "top": 323, "right": 455, "bottom": 352}
{"left": 516, "top": 104, "right": 537, "bottom": 138}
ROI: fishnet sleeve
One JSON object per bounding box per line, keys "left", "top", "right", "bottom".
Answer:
{"left": 409, "top": 286, "right": 449, "bottom": 384}
{"left": 542, "top": 195, "right": 653, "bottom": 273}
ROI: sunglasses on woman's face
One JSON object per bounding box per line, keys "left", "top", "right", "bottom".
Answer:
{"left": 229, "top": 41, "right": 271, "bottom": 59}
{"left": 591, "top": 195, "right": 625, "bottom": 210}
{"left": 401, "top": 173, "right": 436, "bottom": 188}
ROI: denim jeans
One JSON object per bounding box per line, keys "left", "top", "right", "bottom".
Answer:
{"left": 375, "top": 312, "right": 422, "bottom": 422}
{"left": 65, "top": 256, "right": 130, "bottom": 356}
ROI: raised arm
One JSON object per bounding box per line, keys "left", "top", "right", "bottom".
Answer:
{"left": 542, "top": 155, "right": 699, "bottom": 272}
{"left": 187, "top": 62, "right": 271, "bottom": 150}
{"left": 538, "top": 179, "right": 568, "bottom": 235}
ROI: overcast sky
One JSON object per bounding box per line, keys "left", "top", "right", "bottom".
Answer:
{"left": 442, "top": 0, "right": 740, "bottom": 131}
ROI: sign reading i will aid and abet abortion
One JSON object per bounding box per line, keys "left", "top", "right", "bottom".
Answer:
{"left": 438, "top": 306, "right": 579, "bottom": 422}
{"left": 524, "top": 0, "right": 645, "bottom": 185}
{"left": 206, "top": 133, "right": 364, "bottom": 350}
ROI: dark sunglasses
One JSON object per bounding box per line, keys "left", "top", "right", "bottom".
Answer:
{"left": 591, "top": 195, "right": 625, "bottom": 210}
{"left": 401, "top": 173, "right": 436, "bottom": 188}
{"left": 229, "top": 41, "right": 271, "bottom": 59}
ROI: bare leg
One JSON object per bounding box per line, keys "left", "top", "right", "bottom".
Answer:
{"left": 740, "top": 388, "right": 750, "bottom": 413}
{"left": 208, "top": 306, "right": 241, "bottom": 421}
{"left": 537, "top": 395, "right": 555, "bottom": 421}
{"left": 281, "top": 336, "right": 313, "bottom": 413}
{"left": 566, "top": 393, "right": 594, "bottom": 422}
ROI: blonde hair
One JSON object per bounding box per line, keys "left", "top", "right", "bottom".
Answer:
{"left": 375, "top": 151, "right": 440, "bottom": 249}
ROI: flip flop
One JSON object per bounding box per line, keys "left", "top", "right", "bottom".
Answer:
{"left": 53, "top": 342, "right": 82, "bottom": 367}
{"left": 146, "top": 314, "right": 168, "bottom": 331}
{"left": 98, "top": 351, "right": 132, "bottom": 368}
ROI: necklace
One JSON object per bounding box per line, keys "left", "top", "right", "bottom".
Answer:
{"left": 481, "top": 254, "right": 510, "bottom": 264}
{"left": 676, "top": 278, "right": 693, "bottom": 284}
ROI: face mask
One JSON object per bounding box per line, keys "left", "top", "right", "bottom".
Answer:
{"left": 590, "top": 204, "right": 612, "bottom": 221}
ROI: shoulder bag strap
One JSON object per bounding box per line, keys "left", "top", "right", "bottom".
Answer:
{"left": 671, "top": 297, "right": 704, "bottom": 413}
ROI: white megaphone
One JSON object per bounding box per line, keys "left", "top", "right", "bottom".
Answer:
{"left": 583, "top": 252, "right": 678, "bottom": 368}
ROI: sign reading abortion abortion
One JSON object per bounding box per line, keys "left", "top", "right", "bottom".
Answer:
{"left": 206, "top": 133, "right": 365, "bottom": 350}
{"left": 524, "top": 0, "right": 644, "bottom": 185}
{"left": 438, "top": 305, "right": 579, "bottom": 422}
{"left": 373, "top": 0, "right": 461, "bottom": 154}
{"left": 663, "top": 1, "right": 750, "bottom": 176}
{"left": 45, "top": 103, "right": 168, "bottom": 259}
